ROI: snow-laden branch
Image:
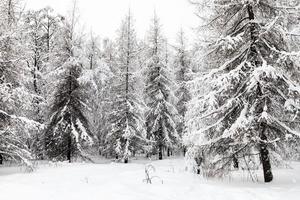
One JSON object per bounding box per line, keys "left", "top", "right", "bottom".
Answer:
{"left": 0, "top": 109, "right": 44, "bottom": 130}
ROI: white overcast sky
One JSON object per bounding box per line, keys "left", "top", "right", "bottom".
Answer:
{"left": 25, "top": 0, "right": 198, "bottom": 44}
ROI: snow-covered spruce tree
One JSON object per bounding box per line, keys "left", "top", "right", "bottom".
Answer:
{"left": 185, "top": 0, "right": 300, "bottom": 182}
{"left": 174, "top": 30, "right": 192, "bottom": 155}
{"left": 44, "top": 3, "right": 94, "bottom": 162}
{"left": 44, "top": 62, "right": 94, "bottom": 162}
{"left": 105, "top": 11, "right": 146, "bottom": 163}
{"left": 144, "top": 13, "right": 179, "bottom": 160}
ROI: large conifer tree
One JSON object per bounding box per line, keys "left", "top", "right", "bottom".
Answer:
{"left": 174, "top": 30, "right": 192, "bottom": 154}
{"left": 44, "top": 3, "right": 94, "bottom": 162}
{"left": 105, "top": 11, "right": 146, "bottom": 163}
{"left": 145, "top": 14, "right": 179, "bottom": 160}
{"left": 185, "top": 0, "right": 300, "bottom": 182}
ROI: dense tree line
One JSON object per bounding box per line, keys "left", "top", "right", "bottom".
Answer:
{"left": 1, "top": 0, "right": 300, "bottom": 183}
{"left": 0, "top": 0, "right": 188, "bottom": 165}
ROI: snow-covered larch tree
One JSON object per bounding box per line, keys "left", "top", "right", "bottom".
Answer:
{"left": 174, "top": 29, "right": 192, "bottom": 155}
{"left": 105, "top": 11, "right": 146, "bottom": 163}
{"left": 44, "top": 2, "right": 94, "bottom": 162}
{"left": 85, "top": 31, "right": 101, "bottom": 70}
{"left": 185, "top": 0, "right": 300, "bottom": 182}
{"left": 144, "top": 13, "right": 179, "bottom": 160}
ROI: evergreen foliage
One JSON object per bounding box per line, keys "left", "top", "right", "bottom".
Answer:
{"left": 185, "top": 0, "right": 300, "bottom": 182}
{"left": 144, "top": 14, "right": 179, "bottom": 160}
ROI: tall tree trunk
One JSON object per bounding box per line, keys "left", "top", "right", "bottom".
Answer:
{"left": 67, "top": 131, "right": 72, "bottom": 163}
{"left": 46, "top": 17, "right": 50, "bottom": 62}
{"left": 67, "top": 70, "right": 72, "bottom": 163}
{"left": 247, "top": 3, "right": 273, "bottom": 183}
{"left": 257, "top": 83, "right": 273, "bottom": 182}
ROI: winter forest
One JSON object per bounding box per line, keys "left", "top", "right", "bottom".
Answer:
{"left": 1, "top": 0, "right": 300, "bottom": 199}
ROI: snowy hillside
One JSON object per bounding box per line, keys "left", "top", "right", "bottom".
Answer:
{"left": 1, "top": 158, "right": 300, "bottom": 200}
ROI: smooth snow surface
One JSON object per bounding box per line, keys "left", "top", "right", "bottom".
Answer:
{"left": 0, "top": 158, "right": 300, "bottom": 200}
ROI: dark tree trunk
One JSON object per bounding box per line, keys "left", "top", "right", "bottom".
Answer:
{"left": 158, "top": 145, "right": 163, "bottom": 160}
{"left": 90, "top": 55, "right": 93, "bottom": 69}
{"left": 0, "top": 154, "right": 3, "bottom": 165}
{"left": 124, "top": 158, "right": 128, "bottom": 163}
{"left": 167, "top": 148, "right": 171, "bottom": 157}
{"left": 259, "top": 124, "right": 273, "bottom": 182}
{"left": 195, "top": 156, "right": 202, "bottom": 174}
{"left": 247, "top": 3, "right": 272, "bottom": 183}
{"left": 183, "top": 147, "right": 187, "bottom": 157}
{"left": 67, "top": 70, "right": 72, "bottom": 163}
{"left": 233, "top": 155, "right": 239, "bottom": 169}
{"left": 33, "top": 67, "right": 38, "bottom": 94}
{"left": 257, "top": 83, "right": 273, "bottom": 182}
{"left": 67, "top": 132, "right": 72, "bottom": 163}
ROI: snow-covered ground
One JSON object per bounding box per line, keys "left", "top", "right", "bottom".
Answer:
{"left": 0, "top": 158, "right": 300, "bottom": 200}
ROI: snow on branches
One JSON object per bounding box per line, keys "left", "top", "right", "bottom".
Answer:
{"left": 185, "top": 0, "right": 300, "bottom": 182}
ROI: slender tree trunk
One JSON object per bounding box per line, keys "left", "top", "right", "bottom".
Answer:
{"left": 122, "top": 11, "right": 131, "bottom": 164}
{"left": 0, "top": 154, "right": 3, "bottom": 165}
{"left": 183, "top": 146, "right": 187, "bottom": 157}
{"left": 46, "top": 17, "right": 50, "bottom": 62}
{"left": 90, "top": 55, "right": 93, "bottom": 69}
{"left": 67, "top": 132, "right": 72, "bottom": 163}
{"left": 167, "top": 148, "right": 171, "bottom": 157}
{"left": 33, "top": 67, "right": 38, "bottom": 94}
{"left": 8, "top": 0, "right": 12, "bottom": 25}
{"left": 67, "top": 70, "right": 72, "bottom": 163}
{"left": 158, "top": 144, "right": 163, "bottom": 160}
